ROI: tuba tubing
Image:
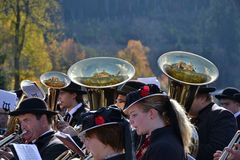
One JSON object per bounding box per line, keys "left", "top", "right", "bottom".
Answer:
{"left": 219, "top": 130, "right": 240, "bottom": 160}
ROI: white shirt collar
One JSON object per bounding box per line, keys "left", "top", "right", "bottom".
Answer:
{"left": 234, "top": 111, "right": 240, "bottom": 117}
{"left": 68, "top": 103, "right": 82, "bottom": 116}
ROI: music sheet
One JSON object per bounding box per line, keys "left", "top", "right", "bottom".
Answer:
{"left": 11, "top": 143, "right": 42, "bottom": 160}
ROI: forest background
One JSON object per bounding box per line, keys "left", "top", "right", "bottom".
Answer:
{"left": 0, "top": 0, "right": 239, "bottom": 91}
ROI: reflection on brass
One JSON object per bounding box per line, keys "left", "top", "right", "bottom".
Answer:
{"left": 75, "top": 71, "right": 127, "bottom": 86}
{"left": 44, "top": 76, "right": 65, "bottom": 88}
{"left": 164, "top": 61, "right": 209, "bottom": 83}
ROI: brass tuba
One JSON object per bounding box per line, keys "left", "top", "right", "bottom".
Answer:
{"left": 67, "top": 57, "right": 135, "bottom": 110}
{"left": 40, "top": 71, "right": 71, "bottom": 112}
{"left": 158, "top": 51, "right": 219, "bottom": 112}
{"left": 158, "top": 51, "right": 219, "bottom": 157}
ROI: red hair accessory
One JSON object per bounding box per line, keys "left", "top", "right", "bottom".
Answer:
{"left": 95, "top": 116, "right": 105, "bottom": 125}
{"left": 140, "top": 86, "right": 150, "bottom": 97}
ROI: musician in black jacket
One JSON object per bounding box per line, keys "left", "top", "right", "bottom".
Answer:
{"left": 79, "top": 107, "right": 134, "bottom": 160}
{"left": 57, "top": 81, "right": 88, "bottom": 130}
{"left": 189, "top": 86, "right": 237, "bottom": 160}
{"left": 124, "top": 84, "right": 193, "bottom": 160}
{"left": 6, "top": 97, "right": 68, "bottom": 160}
{"left": 215, "top": 87, "right": 240, "bottom": 129}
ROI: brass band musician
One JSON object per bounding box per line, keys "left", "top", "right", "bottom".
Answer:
{"left": 0, "top": 97, "right": 68, "bottom": 160}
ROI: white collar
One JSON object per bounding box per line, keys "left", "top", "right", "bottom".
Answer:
{"left": 32, "top": 129, "right": 53, "bottom": 143}
{"left": 234, "top": 111, "right": 240, "bottom": 117}
{"left": 68, "top": 103, "right": 82, "bottom": 116}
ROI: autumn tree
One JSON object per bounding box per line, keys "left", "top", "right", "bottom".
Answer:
{"left": 0, "top": 0, "right": 61, "bottom": 89}
{"left": 117, "top": 40, "right": 154, "bottom": 78}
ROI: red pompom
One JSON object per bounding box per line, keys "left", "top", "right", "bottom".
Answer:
{"left": 140, "top": 86, "right": 150, "bottom": 97}
{"left": 95, "top": 116, "right": 105, "bottom": 125}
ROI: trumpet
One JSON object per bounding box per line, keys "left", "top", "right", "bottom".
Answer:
{"left": 0, "top": 124, "right": 26, "bottom": 150}
{"left": 219, "top": 130, "right": 240, "bottom": 160}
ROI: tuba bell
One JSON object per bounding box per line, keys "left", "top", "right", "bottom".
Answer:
{"left": 67, "top": 57, "right": 135, "bottom": 110}
{"left": 158, "top": 51, "right": 219, "bottom": 157}
{"left": 158, "top": 51, "right": 219, "bottom": 112}
{"left": 40, "top": 71, "right": 71, "bottom": 112}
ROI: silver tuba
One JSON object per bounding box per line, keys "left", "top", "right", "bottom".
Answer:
{"left": 67, "top": 57, "right": 135, "bottom": 110}
{"left": 158, "top": 51, "right": 219, "bottom": 112}
{"left": 158, "top": 51, "right": 219, "bottom": 157}
{"left": 40, "top": 71, "right": 71, "bottom": 112}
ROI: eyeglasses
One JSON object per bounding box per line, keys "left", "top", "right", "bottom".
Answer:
{"left": 115, "top": 99, "right": 126, "bottom": 103}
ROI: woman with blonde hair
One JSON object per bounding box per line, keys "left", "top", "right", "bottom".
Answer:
{"left": 124, "top": 84, "right": 193, "bottom": 160}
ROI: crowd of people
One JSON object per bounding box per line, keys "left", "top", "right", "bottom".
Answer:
{"left": 0, "top": 77, "right": 239, "bottom": 160}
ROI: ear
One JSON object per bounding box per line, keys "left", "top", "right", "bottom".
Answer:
{"left": 148, "top": 108, "right": 159, "bottom": 120}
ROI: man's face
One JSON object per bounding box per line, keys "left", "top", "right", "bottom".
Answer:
{"left": 18, "top": 113, "right": 44, "bottom": 143}
{"left": 189, "top": 96, "right": 202, "bottom": 117}
{"left": 58, "top": 91, "right": 76, "bottom": 109}
{"left": 115, "top": 94, "right": 126, "bottom": 110}
{"left": 220, "top": 99, "right": 239, "bottom": 114}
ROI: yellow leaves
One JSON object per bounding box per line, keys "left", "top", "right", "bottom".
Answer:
{"left": 117, "top": 40, "right": 154, "bottom": 78}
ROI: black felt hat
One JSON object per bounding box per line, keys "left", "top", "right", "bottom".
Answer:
{"left": 234, "top": 93, "right": 240, "bottom": 102}
{"left": 123, "top": 84, "right": 165, "bottom": 112}
{"left": 215, "top": 87, "right": 240, "bottom": 101}
{"left": 79, "top": 107, "right": 123, "bottom": 136}
{"left": 9, "top": 97, "right": 57, "bottom": 116}
{"left": 60, "top": 81, "right": 87, "bottom": 94}
{"left": 117, "top": 80, "right": 146, "bottom": 95}
{"left": 197, "top": 85, "right": 216, "bottom": 94}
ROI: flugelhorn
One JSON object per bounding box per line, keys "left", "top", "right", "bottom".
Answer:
{"left": 67, "top": 57, "right": 135, "bottom": 110}
{"left": 219, "top": 130, "right": 240, "bottom": 160}
{"left": 40, "top": 71, "right": 71, "bottom": 112}
{"left": 158, "top": 51, "right": 219, "bottom": 158}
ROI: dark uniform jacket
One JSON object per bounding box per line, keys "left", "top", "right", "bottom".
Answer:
{"left": 65, "top": 103, "right": 87, "bottom": 127}
{"left": 194, "top": 102, "right": 237, "bottom": 160}
{"left": 34, "top": 131, "right": 68, "bottom": 160}
{"left": 142, "top": 126, "right": 185, "bottom": 160}
{"left": 105, "top": 153, "right": 125, "bottom": 160}
{"left": 236, "top": 114, "right": 240, "bottom": 129}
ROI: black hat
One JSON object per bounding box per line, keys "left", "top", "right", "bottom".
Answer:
{"left": 123, "top": 84, "right": 165, "bottom": 112}
{"left": 234, "top": 93, "right": 240, "bottom": 102}
{"left": 197, "top": 85, "right": 216, "bottom": 94}
{"left": 79, "top": 107, "right": 123, "bottom": 136}
{"left": 60, "top": 82, "right": 87, "bottom": 94}
{"left": 117, "top": 80, "right": 146, "bottom": 95}
{"left": 215, "top": 87, "right": 240, "bottom": 101}
{"left": 9, "top": 97, "right": 57, "bottom": 116}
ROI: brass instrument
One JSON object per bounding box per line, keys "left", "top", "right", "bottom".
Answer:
{"left": 158, "top": 51, "right": 219, "bottom": 112}
{"left": 158, "top": 51, "right": 219, "bottom": 157}
{"left": 67, "top": 57, "right": 135, "bottom": 110}
{"left": 219, "top": 130, "right": 240, "bottom": 160}
{"left": 0, "top": 124, "right": 26, "bottom": 149}
{"left": 40, "top": 71, "right": 71, "bottom": 112}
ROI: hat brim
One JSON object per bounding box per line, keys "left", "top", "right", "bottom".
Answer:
{"left": 9, "top": 109, "right": 57, "bottom": 116}
{"left": 79, "top": 122, "right": 119, "bottom": 137}
{"left": 215, "top": 94, "right": 234, "bottom": 100}
{"left": 198, "top": 87, "right": 216, "bottom": 93}
{"left": 61, "top": 88, "right": 87, "bottom": 94}
{"left": 123, "top": 93, "right": 165, "bottom": 114}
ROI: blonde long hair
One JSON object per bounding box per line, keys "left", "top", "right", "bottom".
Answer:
{"left": 140, "top": 95, "right": 193, "bottom": 153}
{"left": 170, "top": 99, "right": 193, "bottom": 153}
